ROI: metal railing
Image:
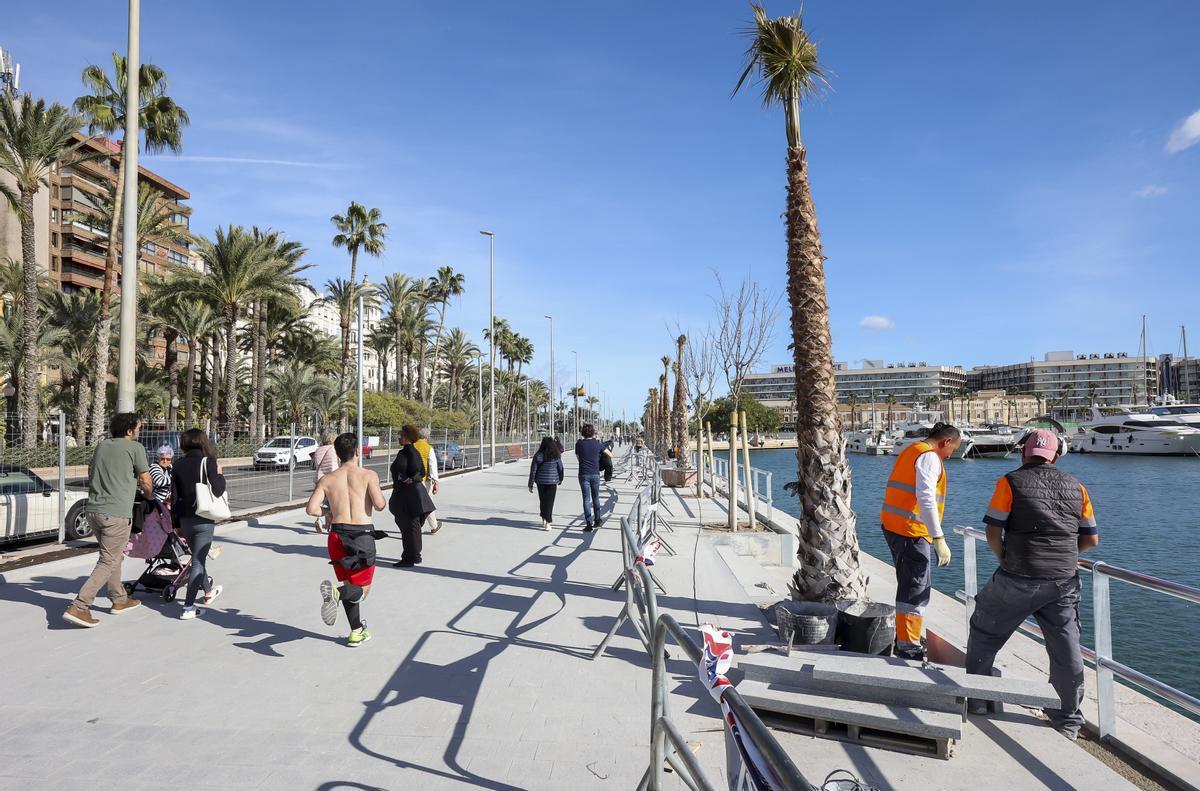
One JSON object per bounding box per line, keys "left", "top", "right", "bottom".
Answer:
{"left": 700, "top": 452, "right": 775, "bottom": 525}
{"left": 596, "top": 448, "right": 812, "bottom": 791}
{"left": 955, "top": 525, "right": 1200, "bottom": 740}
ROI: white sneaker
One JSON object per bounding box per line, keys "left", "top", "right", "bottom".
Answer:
{"left": 180, "top": 606, "right": 199, "bottom": 620}
{"left": 203, "top": 585, "right": 223, "bottom": 605}
{"left": 544, "top": 520, "right": 551, "bottom": 531}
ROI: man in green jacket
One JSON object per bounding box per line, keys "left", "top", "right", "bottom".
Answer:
{"left": 64, "top": 413, "right": 154, "bottom": 628}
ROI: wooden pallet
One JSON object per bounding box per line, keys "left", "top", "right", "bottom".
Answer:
{"left": 758, "top": 709, "right": 955, "bottom": 760}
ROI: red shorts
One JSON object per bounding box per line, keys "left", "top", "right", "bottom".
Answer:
{"left": 327, "top": 532, "right": 375, "bottom": 586}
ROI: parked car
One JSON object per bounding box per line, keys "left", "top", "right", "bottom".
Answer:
{"left": 0, "top": 465, "right": 91, "bottom": 544}
{"left": 253, "top": 436, "right": 318, "bottom": 470}
{"left": 433, "top": 442, "right": 466, "bottom": 470}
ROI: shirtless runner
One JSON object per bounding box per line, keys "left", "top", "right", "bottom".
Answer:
{"left": 306, "top": 432, "right": 386, "bottom": 647}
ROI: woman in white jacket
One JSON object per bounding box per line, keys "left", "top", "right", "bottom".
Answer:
{"left": 311, "top": 430, "right": 340, "bottom": 532}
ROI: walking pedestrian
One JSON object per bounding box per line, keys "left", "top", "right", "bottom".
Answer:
{"left": 170, "top": 429, "right": 227, "bottom": 620}
{"left": 309, "top": 432, "right": 387, "bottom": 647}
{"left": 575, "top": 423, "right": 611, "bottom": 532}
{"left": 879, "top": 423, "right": 960, "bottom": 660}
{"left": 148, "top": 446, "right": 174, "bottom": 505}
{"left": 311, "top": 430, "right": 339, "bottom": 532}
{"left": 412, "top": 429, "right": 440, "bottom": 534}
{"left": 966, "top": 429, "right": 1099, "bottom": 739}
{"left": 63, "top": 412, "right": 154, "bottom": 628}
{"left": 389, "top": 425, "right": 434, "bottom": 567}
{"left": 528, "top": 436, "right": 565, "bottom": 530}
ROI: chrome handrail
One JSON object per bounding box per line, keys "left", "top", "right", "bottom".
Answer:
{"left": 954, "top": 524, "right": 1200, "bottom": 738}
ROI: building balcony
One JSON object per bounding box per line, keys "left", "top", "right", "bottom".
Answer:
{"left": 60, "top": 244, "right": 107, "bottom": 271}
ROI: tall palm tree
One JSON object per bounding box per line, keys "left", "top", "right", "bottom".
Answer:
{"left": 672, "top": 334, "right": 688, "bottom": 458}
{"left": 380, "top": 273, "right": 419, "bottom": 397}
{"left": 331, "top": 201, "right": 387, "bottom": 286}
{"left": 0, "top": 305, "right": 68, "bottom": 434}
{"left": 425, "top": 266, "right": 465, "bottom": 404}
{"left": 44, "top": 290, "right": 102, "bottom": 442}
{"left": 0, "top": 94, "right": 89, "bottom": 445}
{"left": 74, "top": 54, "right": 188, "bottom": 440}
{"left": 320, "top": 277, "right": 379, "bottom": 425}
{"left": 176, "top": 226, "right": 276, "bottom": 442}
{"left": 658, "top": 356, "right": 670, "bottom": 452}
{"left": 269, "top": 364, "right": 327, "bottom": 429}
{"left": 249, "top": 229, "right": 307, "bottom": 439}
{"left": 171, "top": 301, "right": 219, "bottom": 428}
{"left": 736, "top": 5, "right": 865, "bottom": 600}
{"left": 439, "top": 327, "right": 478, "bottom": 412}
{"left": 366, "top": 326, "right": 395, "bottom": 390}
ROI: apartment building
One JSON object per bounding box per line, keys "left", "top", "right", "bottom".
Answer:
{"left": 295, "top": 283, "right": 385, "bottom": 392}
{"left": 969, "top": 351, "right": 1158, "bottom": 410}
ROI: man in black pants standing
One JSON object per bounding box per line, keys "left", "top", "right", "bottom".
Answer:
{"left": 307, "top": 433, "right": 387, "bottom": 648}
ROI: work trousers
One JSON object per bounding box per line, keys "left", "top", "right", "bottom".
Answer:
{"left": 180, "top": 516, "right": 215, "bottom": 607}
{"left": 579, "top": 474, "right": 602, "bottom": 525}
{"left": 883, "top": 527, "right": 932, "bottom": 659}
{"left": 424, "top": 480, "right": 439, "bottom": 533}
{"left": 536, "top": 484, "right": 558, "bottom": 523}
{"left": 73, "top": 514, "right": 132, "bottom": 609}
{"left": 966, "top": 570, "right": 1086, "bottom": 735}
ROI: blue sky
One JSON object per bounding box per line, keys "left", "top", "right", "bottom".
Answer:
{"left": 5, "top": 1, "right": 1199, "bottom": 419}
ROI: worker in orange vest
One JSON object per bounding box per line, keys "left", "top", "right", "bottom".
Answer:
{"left": 880, "top": 423, "right": 961, "bottom": 660}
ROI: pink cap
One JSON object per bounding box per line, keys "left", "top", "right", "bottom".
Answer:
{"left": 1023, "top": 429, "right": 1060, "bottom": 461}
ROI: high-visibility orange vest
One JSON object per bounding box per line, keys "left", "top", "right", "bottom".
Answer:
{"left": 414, "top": 438, "right": 433, "bottom": 481}
{"left": 880, "top": 440, "right": 945, "bottom": 540}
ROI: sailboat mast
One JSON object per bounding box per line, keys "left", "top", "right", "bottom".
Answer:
{"left": 1183, "top": 325, "right": 1191, "bottom": 402}
{"left": 1140, "top": 314, "right": 1149, "bottom": 405}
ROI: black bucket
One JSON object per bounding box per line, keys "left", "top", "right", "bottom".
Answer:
{"left": 774, "top": 601, "right": 838, "bottom": 651}
{"left": 835, "top": 600, "right": 894, "bottom": 655}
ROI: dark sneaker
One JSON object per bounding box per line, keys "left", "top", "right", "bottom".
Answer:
{"left": 594, "top": 519, "right": 604, "bottom": 528}
{"left": 63, "top": 604, "right": 99, "bottom": 628}
{"left": 583, "top": 524, "right": 594, "bottom": 532}
{"left": 111, "top": 598, "right": 142, "bottom": 615}
{"left": 394, "top": 559, "right": 416, "bottom": 568}
{"left": 1055, "top": 727, "right": 1080, "bottom": 742}
{"left": 319, "top": 580, "right": 340, "bottom": 626}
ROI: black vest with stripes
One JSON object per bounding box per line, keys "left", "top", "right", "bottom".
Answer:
{"left": 1002, "top": 463, "right": 1083, "bottom": 580}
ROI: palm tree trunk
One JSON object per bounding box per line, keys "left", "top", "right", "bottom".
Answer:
{"left": 185, "top": 339, "right": 196, "bottom": 426}
{"left": 248, "top": 300, "right": 260, "bottom": 439}
{"left": 18, "top": 190, "right": 40, "bottom": 447}
{"left": 210, "top": 343, "right": 221, "bottom": 425}
{"left": 393, "top": 322, "right": 402, "bottom": 397}
{"left": 74, "top": 373, "right": 91, "bottom": 444}
{"left": 223, "top": 305, "right": 238, "bottom": 444}
{"left": 417, "top": 340, "right": 427, "bottom": 402}
{"left": 88, "top": 138, "right": 126, "bottom": 443}
{"left": 427, "top": 302, "right": 448, "bottom": 407}
{"left": 349, "top": 245, "right": 359, "bottom": 287}
{"left": 785, "top": 145, "right": 866, "bottom": 602}
{"left": 164, "top": 329, "right": 179, "bottom": 431}
{"left": 255, "top": 301, "right": 267, "bottom": 440}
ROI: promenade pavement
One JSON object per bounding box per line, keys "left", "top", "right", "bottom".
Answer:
{"left": 0, "top": 448, "right": 1145, "bottom": 790}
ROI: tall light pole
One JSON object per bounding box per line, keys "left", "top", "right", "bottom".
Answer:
{"left": 544, "top": 315, "right": 554, "bottom": 436}
{"left": 587, "top": 369, "right": 592, "bottom": 429}
{"left": 356, "top": 292, "right": 364, "bottom": 445}
{"left": 475, "top": 348, "right": 484, "bottom": 468}
{"left": 572, "top": 350, "right": 579, "bottom": 438}
{"left": 480, "top": 231, "right": 495, "bottom": 466}
{"left": 115, "top": 0, "right": 141, "bottom": 413}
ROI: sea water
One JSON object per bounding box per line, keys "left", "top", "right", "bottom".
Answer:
{"left": 748, "top": 448, "right": 1200, "bottom": 707}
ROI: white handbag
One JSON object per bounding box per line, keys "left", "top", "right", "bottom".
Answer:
{"left": 194, "top": 457, "right": 231, "bottom": 521}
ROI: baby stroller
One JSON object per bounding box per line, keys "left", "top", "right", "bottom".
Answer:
{"left": 123, "top": 499, "right": 211, "bottom": 602}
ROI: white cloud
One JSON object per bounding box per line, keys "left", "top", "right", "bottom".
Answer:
{"left": 1166, "top": 109, "right": 1200, "bottom": 154}
{"left": 859, "top": 315, "right": 895, "bottom": 332}
{"left": 142, "top": 155, "right": 339, "bottom": 169}
{"left": 1134, "top": 184, "right": 1168, "bottom": 198}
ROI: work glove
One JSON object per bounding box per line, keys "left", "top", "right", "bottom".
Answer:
{"left": 931, "top": 536, "right": 952, "bottom": 567}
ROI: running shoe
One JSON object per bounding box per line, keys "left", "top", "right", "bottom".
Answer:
{"left": 348, "top": 626, "right": 372, "bottom": 647}
{"left": 319, "top": 580, "right": 340, "bottom": 626}
{"left": 203, "top": 585, "right": 223, "bottom": 605}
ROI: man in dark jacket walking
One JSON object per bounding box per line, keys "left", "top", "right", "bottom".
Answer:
{"left": 574, "top": 424, "right": 611, "bottom": 532}
{"left": 966, "top": 429, "right": 1099, "bottom": 740}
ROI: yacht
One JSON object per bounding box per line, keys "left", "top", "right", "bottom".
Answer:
{"left": 1148, "top": 402, "right": 1200, "bottom": 430}
{"left": 1070, "top": 407, "right": 1200, "bottom": 456}
{"left": 845, "top": 429, "right": 894, "bottom": 455}
{"left": 889, "top": 422, "right": 974, "bottom": 459}
{"left": 959, "top": 426, "right": 1018, "bottom": 459}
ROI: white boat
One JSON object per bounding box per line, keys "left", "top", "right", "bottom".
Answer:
{"left": 959, "top": 425, "right": 1018, "bottom": 459}
{"left": 1148, "top": 401, "right": 1200, "bottom": 430}
{"left": 889, "top": 422, "right": 974, "bottom": 459}
{"left": 845, "top": 430, "right": 893, "bottom": 455}
{"left": 1070, "top": 407, "right": 1200, "bottom": 456}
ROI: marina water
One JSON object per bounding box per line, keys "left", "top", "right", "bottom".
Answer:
{"left": 751, "top": 448, "right": 1200, "bottom": 709}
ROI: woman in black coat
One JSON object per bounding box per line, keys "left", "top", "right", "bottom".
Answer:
{"left": 390, "top": 425, "right": 431, "bottom": 567}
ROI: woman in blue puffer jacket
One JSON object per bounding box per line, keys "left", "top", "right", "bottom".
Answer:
{"left": 528, "top": 436, "right": 565, "bottom": 531}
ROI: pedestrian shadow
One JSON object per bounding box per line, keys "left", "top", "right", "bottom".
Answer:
{"left": 0, "top": 573, "right": 91, "bottom": 629}
{"left": 433, "top": 515, "right": 543, "bottom": 531}
{"left": 199, "top": 606, "right": 343, "bottom": 657}
{"left": 246, "top": 517, "right": 312, "bottom": 535}
{"left": 217, "top": 535, "right": 329, "bottom": 561}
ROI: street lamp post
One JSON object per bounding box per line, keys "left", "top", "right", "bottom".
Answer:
{"left": 572, "top": 350, "right": 579, "bottom": 439}
{"left": 480, "top": 231, "right": 495, "bottom": 466}
{"left": 357, "top": 292, "right": 364, "bottom": 446}
{"left": 115, "top": 0, "right": 141, "bottom": 413}
{"left": 544, "top": 315, "right": 554, "bottom": 436}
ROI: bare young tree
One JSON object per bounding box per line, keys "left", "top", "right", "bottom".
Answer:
{"left": 711, "top": 272, "right": 780, "bottom": 404}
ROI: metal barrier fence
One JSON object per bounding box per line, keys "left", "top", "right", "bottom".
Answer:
{"left": 0, "top": 410, "right": 535, "bottom": 549}
{"left": 955, "top": 525, "right": 1200, "bottom": 740}
{"left": 699, "top": 452, "right": 775, "bottom": 525}
{"left": 596, "top": 448, "right": 812, "bottom": 791}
